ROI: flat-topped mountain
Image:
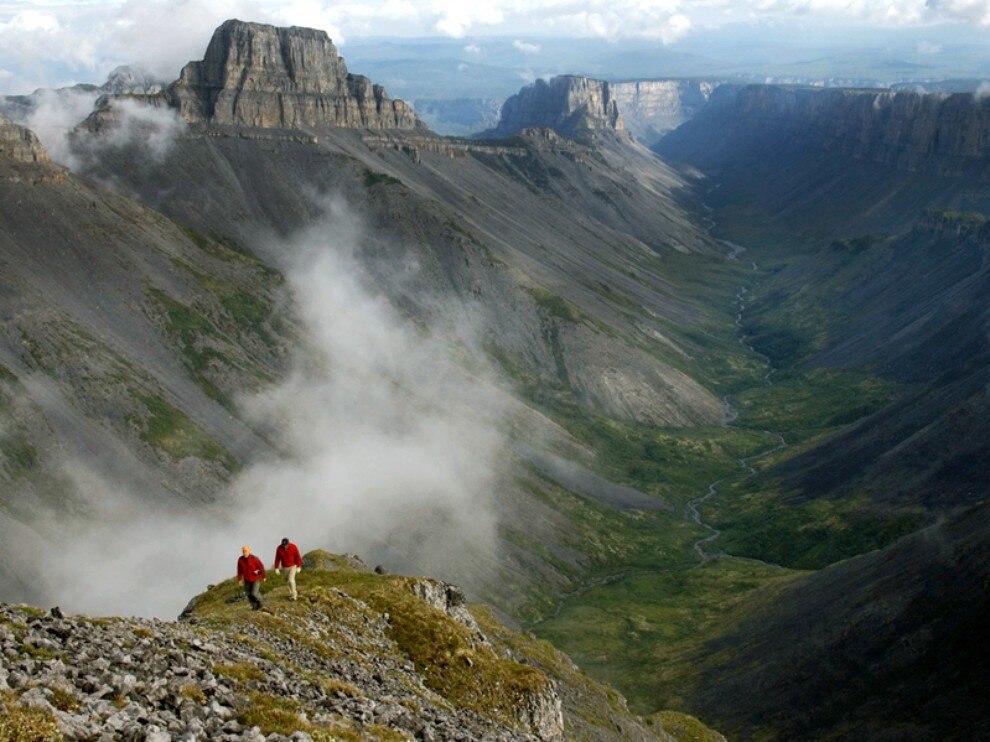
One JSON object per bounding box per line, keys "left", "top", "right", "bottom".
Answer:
{"left": 164, "top": 19, "right": 424, "bottom": 130}
{"left": 484, "top": 75, "right": 623, "bottom": 140}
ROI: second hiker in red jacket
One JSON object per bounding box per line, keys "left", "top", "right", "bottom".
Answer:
{"left": 274, "top": 538, "right": 303, "bottom": 601}
{"left": 237, "top": 546, "right": 266, "bottom": 610}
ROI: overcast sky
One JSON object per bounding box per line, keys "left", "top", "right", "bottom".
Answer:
{"left": 2, "top": 0, "right": 990, "bottom": 94}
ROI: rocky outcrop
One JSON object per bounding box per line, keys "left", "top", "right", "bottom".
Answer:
{"left": 409, "top": 578, "right": 490, "bottom": 645}
{"left": 165, "top": 19, "right": 424, "bottom": 131}
{"left": 0, "top": 113, "right": 63, "bottom": 183}
{"left": 0, "top": 112, "right": 49, "bottom": 164}
{"left": 486, "top": 75, "right": 623, "bottom": 140}
{"left": 102, "top": 65, "right": 164, "bottom": 96}
{"left": 611, "top": 79, "right": 720, "bottom": 145}
{"left": 0, "top": 552, "right": 628, "bottom": 741}
{"left": 0, "top": 600, "right": 534, "bottom": 741}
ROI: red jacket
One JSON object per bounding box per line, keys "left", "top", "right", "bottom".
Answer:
{"left": 237, "top": 554, "right": 266, "bottom": 583}
{"left": 274, "top": 542, "right": 302, "bottom": 569}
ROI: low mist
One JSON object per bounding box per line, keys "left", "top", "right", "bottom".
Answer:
{"left": 3, "top": 92, "right": 184, "bottom": 170}
{"left": 6, "top": 199, "right": 506, "bottom": 618}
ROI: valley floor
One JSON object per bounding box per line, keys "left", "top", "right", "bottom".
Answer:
{"left": 524, "top": 208, "right": 906, "bottom": 718}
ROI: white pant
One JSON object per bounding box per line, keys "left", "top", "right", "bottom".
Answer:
{"left": 279, "top": 566, "right": 298, "bottom": 599}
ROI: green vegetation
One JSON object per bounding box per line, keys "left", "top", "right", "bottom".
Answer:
{"left": 19, "top": 643, "right": 62, "bottom": 661}
{"left": 732, "top": 368, "right": 894, "bottom": 444}
{"left": 213, "top": 661, "right": 266, "bottom": 683}
{"left": 706, "top": 487, "right": 927, "bottom": 570}
{"left": 179, "top": 225, "right": 281, "bottom": 278}
{"left": 534, "top": 559, "right": 801, "bottom": 714}
{"left": 923, "top": 207, "right": 988, "bottom": 226}
{"left": 131, "top": 394, "right": 236, "bottom": 470}
{"left": 646, "top": 710, "right": 727, "bottom": 742}
{"left": 363, "top": 169, "right": 403, "bottom": 187}
{"left": 0, "top": 435, "right": 38, "bottom": 478}
{"left": 145, "top": 287, "right": 233, "bottom": 403}
{"left": 525, "top": 287, "right": 585, "bottom": 324}
{"left": 189, "top": 566, "right": 551, "bottom": 735}
{"left": 219, "top": 290, "right": 279, "bottom": 345}
{"left": 50, "top": 687, "right": 81, "bottom": 713}
{"left": 238, "top": 693, "right": 308, "bottom": 735}
{"left": 829, "top": 233, "right": 889, "bottom": 253}
{"left": 0, "top": 691, "right": 63, "bottom": 742}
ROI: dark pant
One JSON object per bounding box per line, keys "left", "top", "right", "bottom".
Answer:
{"left": 245, "top": 580, "right": 263, "bottom": 609}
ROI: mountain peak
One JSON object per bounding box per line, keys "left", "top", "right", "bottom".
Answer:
{"left": 165, "top": 18, "right": 424, "bottom": 131}
{"left": 487, "top": 75, "right": 624, "bottom": 140}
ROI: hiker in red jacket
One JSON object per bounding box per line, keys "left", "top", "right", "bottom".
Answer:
{"left": 237, "top": 546, "right": 266, "bottom": 610}
{"left": 274, "top": 537, "right": 303, "bottom": 601}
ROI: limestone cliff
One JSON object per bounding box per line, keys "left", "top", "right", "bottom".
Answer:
{"left": 611, "top": 79, "right": 720, "bottom": 145}
{"left": 662, "top": 84, "right": 990, "bottom": 178}
{"left": 165, "top": 19, "right": 424, "bottom": 130}
{"left": 0, "top": 112, "right": 49, "bottom": 164}
{"left": 485, "top": 75, "right": 623, "bottom": 140}
{"left": 0, "top": 112, "right": 63, "bottom": 183}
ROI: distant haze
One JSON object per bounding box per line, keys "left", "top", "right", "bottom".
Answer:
{"left": 2, "top": 0, "right": 990, "bottom": 95}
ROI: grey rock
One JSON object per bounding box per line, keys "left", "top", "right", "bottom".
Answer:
{"left": 164, "top": 20, "right": 424, "bottom": 131}
{"left": 486, "top": 75, "right": 623, "bottom": 140}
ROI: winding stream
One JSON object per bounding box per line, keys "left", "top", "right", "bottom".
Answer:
{"left": 535, "top": 201, "right": 791, "bottom": 626}
{"left": 684, "top": 232, "right": 789, "bottom": 568}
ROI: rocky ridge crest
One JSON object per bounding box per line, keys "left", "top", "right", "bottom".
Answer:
{"left": 0, "top": 551, "right": 693, "bottom": 741}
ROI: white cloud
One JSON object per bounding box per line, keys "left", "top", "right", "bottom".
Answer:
{"left": 976, "top": 81, "right": 990, "bottom": 99}
{"left": 917, "top": 40, "right": 942, "bottom": 54}
{"left": 3, "top": 0, "right": 990, "bottom": 94}
{"left": 9, "top": 198, "right": 506, "bottom": 617}
{"left": 0, "top": 9, "right": 60, "bottom": 32}
{"left": 512, "top": 39, "right": 540, "bottom": 54}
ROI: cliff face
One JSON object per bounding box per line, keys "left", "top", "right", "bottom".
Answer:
{"left": 657, "top": 84, "right": 990, "bottom": 236}
{"left": 663, "top": 84, "right": 990, "bottom": 177}
{"left": 0, "top": 112, "right": 49, "bottom": 164}
{"left": 0, "top": 112, "right": 63, "bottom": 184}
{"left": 166, "top": 19, "right": 424, "bottom": 130}
{"left": 486, "top": 75, "right": 623, "bottom": 139}
{"left": 611, "top": 80, "right": 719, "bottom": 145}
